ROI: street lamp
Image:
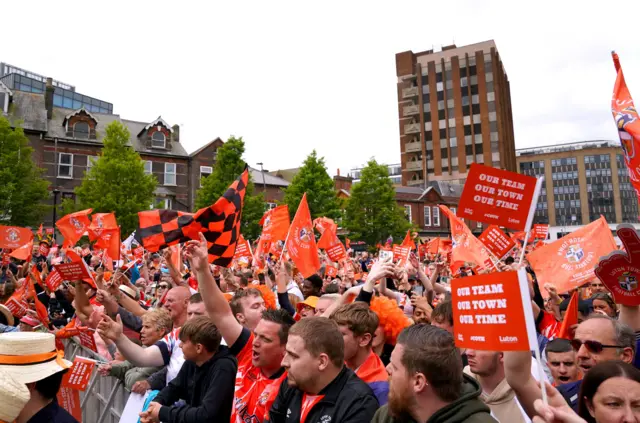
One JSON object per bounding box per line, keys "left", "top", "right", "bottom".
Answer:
{"left": 52, "top": 188, "right": 60, "bottom": 227}
{"left": 256, "top": 162, "right": 267, "bottom": 193}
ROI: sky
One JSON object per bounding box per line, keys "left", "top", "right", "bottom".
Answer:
{"left": 2, "top": 1, "right": 639, "bottom": 178}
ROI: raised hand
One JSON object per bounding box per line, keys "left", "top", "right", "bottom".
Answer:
{"left": 97, "top": 363, "right": 112, "bottom": 376}
{"left": 96, "top": 314, "right": 123, "bottom": 342}
{"left": 183, "top": 232, "right": 209, "bottom": 273}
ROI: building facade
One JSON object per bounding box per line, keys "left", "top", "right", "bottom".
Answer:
{"left": 517, "top": 140, "right": 639, "bottom": 230}
{"left": 349, "top": 163, "right": 402, "bottom": 185}
{"left": 395, "top": 40, "right": 516, "bottom": 187}
{"left": 1, "top": 72, "right": 288, "bottom": 226}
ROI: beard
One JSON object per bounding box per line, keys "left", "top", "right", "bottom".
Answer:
{"left": 388, "top": 379, "right": 417, "bottom": 421}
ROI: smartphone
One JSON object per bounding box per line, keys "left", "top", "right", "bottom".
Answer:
{"left": 413, "top": 285, "right": 424, "bottom": 296}
{"left": 385, "top": 277, "right": 396, "bottom": 291}
{"left": 379, "top": 250, "right": 394, "bottom": 262}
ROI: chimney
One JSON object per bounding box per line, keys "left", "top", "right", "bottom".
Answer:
{"left": 45, "top": 78, "right": 54, "bottom": 120}
{"left": 172, "top": 124, "right": 180, "bottom": 142}
{"left": 337, "top": 168, "right": 340, "bottom": 176}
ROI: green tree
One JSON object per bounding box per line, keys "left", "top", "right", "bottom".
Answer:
{"left": 343, "top": 159, "right": 412, "bottom": 246}
{"left": 195, "top": 136, "right": 265, "bottom": 240}
{"left": 283, "top": 150, "right": 341, "bottom": 220}
{"left": 74, "top": 121, "right": 156, "bottom": 236}
{"left": 0, "top": 117, "right": 50, "bottom": 227}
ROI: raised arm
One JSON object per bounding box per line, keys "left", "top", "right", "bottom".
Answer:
{"left": 97, "top": 314, "right": 164, "bottom": 367}
{"left": 184, "top": 233, "right": 243, "bottom": 346}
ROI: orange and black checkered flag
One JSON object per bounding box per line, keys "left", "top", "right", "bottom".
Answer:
{"left": 135, "top": 168, "right": 249, "bottom": 266}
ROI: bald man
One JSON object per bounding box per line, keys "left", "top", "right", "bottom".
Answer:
{"left": 98, "top": 293, "right": 206, "bottom": 385}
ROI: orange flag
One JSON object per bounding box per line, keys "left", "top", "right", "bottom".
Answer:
{"left": 527, "top": 216, "right": 616, "bottom": 298}
{"left": 57, "top": 209, "right": 93, "bottom": 248}
{"left": 313, "top": 217, "right": 338, "bottom": 235}
{"left": 27, "top": 276, "right": 49, "bottom": 327}
{"left": 345, "top": 238, "right": 351, "bottom": 249}
{"left": 254, "top": 236, "right": 271, "bottom": 268}
{"left": 260, "top": 205, "right": 290, "bottom": 241}
{"left": 37, "top": 224, "right": 43, "bottom": 237}
{"left": 439, "top": 205, "right": 491, "bottom": 272}
{"left": 95, "top": 228, "right": 120, "bottom": 262}
{"left": 88, "top": 213, "right": 118, "bottom": 241}
{"left": 10, "top": 239, "right": 33, "bottom": 261}
{"left": 612, "top": 52, "right": 640, "bottom": 206}
{"left": 317, "top": 226, "right": 339, "bottom": 250}
{"left": 558, "top": 291, "right": 579, "bottom": 339}
{"left": 285, "top": 193, "right": 320, "bottom": 278}
{"left": 64, "top": 248, "right": 82, "bottom": 263}
{"left": 401, "top": 230, "right": 416, "bottom": 250}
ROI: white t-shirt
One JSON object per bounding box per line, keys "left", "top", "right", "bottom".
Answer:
{"left": 155, "top": 327, "right": 185, "bottom": 384}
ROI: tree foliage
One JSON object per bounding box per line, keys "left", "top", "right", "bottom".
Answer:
{"left": 343, "top": 159, "right": 412, "bottom": 246}
{"left": 74, "top": 121, "right": 156, "bottom": 236}
{"left": 195, "top": 136, "right": 265, "bottom": 240}
{"left": 283, "top": 150, "right": 341, "bottom": 220}
{"left": 0, "top": 117, "right": 50, "bottom": 227}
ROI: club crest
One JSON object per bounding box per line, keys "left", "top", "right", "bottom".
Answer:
{"left": 565, "top": 244, "right": 584, "bottom": 264}
{"left": 619, "top": 272, "right": 638, "bottom": 292}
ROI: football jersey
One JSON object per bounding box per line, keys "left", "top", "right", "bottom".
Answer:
{"left": 230, "top": 328, "right": 287, "bottom": 423}
{"left": 155, "top": 327, "right": 185, "bottom": 384}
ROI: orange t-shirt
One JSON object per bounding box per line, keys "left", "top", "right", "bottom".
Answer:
{"left": 231, "top": 328, "right": 288, "bottom": 423}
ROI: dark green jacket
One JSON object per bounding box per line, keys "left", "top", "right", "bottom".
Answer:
{"left": 371, "top": 375, "right": 497, "bottom": 423}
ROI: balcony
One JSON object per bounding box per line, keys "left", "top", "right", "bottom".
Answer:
{"left": 405, "top": 142, "right": 421, "bottom": 153}
{"left": 66, "top": 129, "right": 97, "bottom": 140}
{"left": 407, "top": 178, "right": 425, "bottom": 187}
{"left": 404, "top": 122, "right": 421, "bottom": 134}
{"left": 403, "top": 104, "right": 419, "bottom": 117}
{"left": 406, "top": 161, "right": 422, "bottom": 171}
{"left": 402, "top": 86, "right": 419, "bottom": 99}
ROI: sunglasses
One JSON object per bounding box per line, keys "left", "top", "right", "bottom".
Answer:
{"left": 570, "top": 339, "right": 623, "bottom": 354}
{"left": 158, "top": 284, "right": 169, "bottom": 289}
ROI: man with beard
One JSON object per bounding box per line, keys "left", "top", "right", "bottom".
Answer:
{"left": 184, "top": 233, "right": 295, "bottom": 423}
{"left": 266, "top": 317, "right": 378, "bottom": 423}
{"left": 373, "top": 324, "right": 495, "bottom": 423}
{"left": 464, "top": 349, "right": 528, "bottom": 422}
{"left": 544, "top": 338, "right": 580, "bottom": 386}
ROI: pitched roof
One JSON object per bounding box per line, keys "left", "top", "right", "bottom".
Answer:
{"left": 62, "top": 108, "right": 98, "bottom": 126}
{"left": 429, "top": 181, "right": 464, "bottom": 199}
{"left": 249, "top": 167, "right": 290, "bottom": 187}
{"left": 269, "top": 168, "right": 300, "bottom": 182}
{"left": 125, "top": 118, "right": 187, "bottom": 157}
{"left": 138, "top": 116, "right": 173, "bottom": 136}
{"left": 7, "top": 91, "right": 48, "bottom": 133}
{"left": 189, "top": 137, "right": 223, "bottom": 157}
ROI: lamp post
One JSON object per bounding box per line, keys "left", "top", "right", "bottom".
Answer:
{"left": 52, "top": 188, "right": 60, "bottom": 227}
{"left": 257, "top": 162, "right": 267, "bottom": 193}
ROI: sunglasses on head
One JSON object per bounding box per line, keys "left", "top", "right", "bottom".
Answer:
{"left": 570, "top": 339, "right": 622, "bottom": 353}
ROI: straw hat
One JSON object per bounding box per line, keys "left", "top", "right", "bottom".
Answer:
{"left": 0, "top": 332, "right": 72, "bottom": 384}
{"left": 119, "top": 285, "right": 139, "bottom": 300}
{"left": 0, "top": 368, "right": 30, "bottom": 422}
{"left": 0, "top": 305, "right": 14, "bottom": 327}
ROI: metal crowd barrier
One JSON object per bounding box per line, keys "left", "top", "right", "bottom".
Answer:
{"left": 63, "top": 339, "right": 130, "bottom": 423}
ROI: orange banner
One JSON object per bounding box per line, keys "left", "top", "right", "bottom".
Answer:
{"left": 528, "top": 216, "right": 616, "bottom": 297}
{"left": 88, "top": 212, "right": 117, "bottom": 242}
{"left": 0, "top": 226, "right": 34, "bottom": 249}
{"left": 233, "top": 234, "right": 252, "bottom": 260}
{"left": 401, "top": 230, "right": 416, "bottom": 250}
{"left": 62, "top": 356, "right": 95, "bottom": 391}
{"left": 285, "top": 194, "right": 320, "bottom": 278}
{"left": 392, "top": 244, "right": 410, "bottom": 266}
{"left": 260, "top": 205, "right": 290, "bottom": 242}
{"left": 57, "top": 208, "right": 93, "bottom": 248}
{"left": 440, "top": 205, "right": 491, "bottom": 272}
{"left": 313, "top": 217, "right": 338, "bottom": 235}
{"left": 452, "top": 269, "right": 537, "bottom": 351}
{"left": 457, "top": 163, "right": 540, "bottom": 231}
{"left": 533, "top": 224, "right": 549, "bottom": 240}
{"left": 611, "top": 52, "right": 640, "bottom": 205}
{"left": 57, "top": 386, "right": 82, "bottom": 422}
{"left": 478, "top": 225, "right": 516, "bottom": 260}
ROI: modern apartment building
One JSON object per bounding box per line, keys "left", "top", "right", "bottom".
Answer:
{"left": 349, "top": 163, "right": 402, "bottom": 184}
{"left": 395, "top": 40, "right": 516, "bottom": 187}
{"left": 517, "top": 140, "right": 639, "bottom": 230}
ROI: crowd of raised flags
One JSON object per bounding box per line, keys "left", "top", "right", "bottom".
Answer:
{"left": 0, "top": 52, "right": 638, "bottom": 423}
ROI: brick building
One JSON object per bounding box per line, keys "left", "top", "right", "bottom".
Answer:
{"left": 0, "top": 74, "right": 289, "bottom": 226}
{"left": 396, "top": 40, "right": 516, "bottom": 187}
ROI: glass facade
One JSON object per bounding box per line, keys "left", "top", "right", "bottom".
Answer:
{"left": 0, "top": 73, "right": 113, "bottom": 114}
{"left": 552, "top": 157, "right": 581, "bottom": 225}
{"left": 617, "top": 154, "right": 639, "bottom": 223}
{"left": 585, "top": 154, "right": 615, "bottom": 223}
{"left": 520, "top": 161, "right": 548, "bottom": 223}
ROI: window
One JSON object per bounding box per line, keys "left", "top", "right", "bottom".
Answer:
{"left": 144, "top": 161, "right": 152, "bottom": 175}
{"left": 267, "top": 202, "right": 277, "bottom": 210}
{"left": 405, "top": 205, "right": 412, "bottom": 222}
{"left": 164, "top": 163, "right": 176, "bottom": 185}
{"left": 424, "top": 206, "right": 431, "bottom": 226}
{"left": 0, "top": 92, "right": 6, "bottom": 113}
{"left": 154, "top": 198, "right": 172, "bottom": 209}
{"left": 152, "top": 131, "right": 166, "bottom": 148}
{"left": 450, "top": 207, "right": 457, "bottom": 215}
{"left": 58, "top": 153, "right": 73, "bottom": 178}
{"left": 432, "top": 206, "right": 440, "bottom": 226}
{"left": 86, "top": 156, "right": 97, "bottom": 173}
{"left": 200, "top": 166, "right": 212, "bottom": 187}
{"left": 73, "top": 122, "right": 90, "bottom": 139}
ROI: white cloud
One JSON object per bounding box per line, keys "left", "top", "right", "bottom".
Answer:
{"left": 2, "top": 0, "right": 639, "bottom": 178}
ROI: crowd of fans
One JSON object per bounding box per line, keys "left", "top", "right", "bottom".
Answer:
{"left": 0, "top": 233, "right": 639, "bottom": 423}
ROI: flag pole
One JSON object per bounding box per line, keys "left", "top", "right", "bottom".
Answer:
{"left": 518, "top": 231, "right": 529, "bottom": 265}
